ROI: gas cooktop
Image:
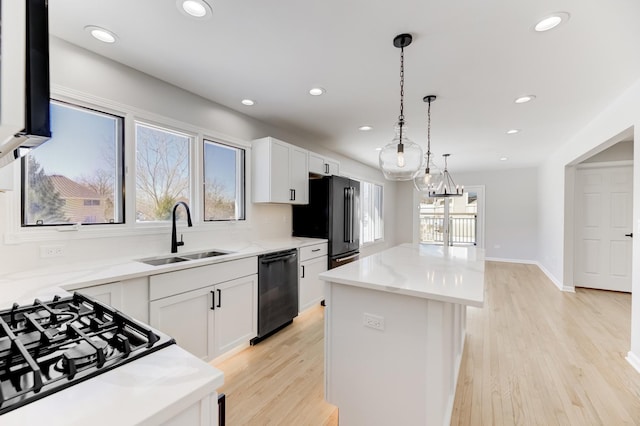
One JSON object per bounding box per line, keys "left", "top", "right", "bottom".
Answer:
{"left": 0, "top": 292, "right": 175, "bottom": 415}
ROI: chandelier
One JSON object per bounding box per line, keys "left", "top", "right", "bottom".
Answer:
{"left": 428, "top": 154, "right": 463, "bottom": 197}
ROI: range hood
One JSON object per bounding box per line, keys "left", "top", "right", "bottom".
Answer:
{"left": 0, "top": 0, "right": 51, "bottom": 169}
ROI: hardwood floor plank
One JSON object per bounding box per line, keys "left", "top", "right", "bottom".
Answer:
{"left": 213, "top": 261, "right": 640, "bottom": 425}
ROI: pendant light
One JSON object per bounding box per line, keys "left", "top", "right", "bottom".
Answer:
{"left": 379, "top": 33, "right": 423, "bottom": 181}
{"left": 428, "top": 154, "right": 463, "bottom": 197}
{"left": 414, "top": 95, "right": 439, "bottom": 192}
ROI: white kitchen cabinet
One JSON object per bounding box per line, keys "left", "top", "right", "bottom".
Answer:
{"left": 212, "top": 275, "right": 257, "bottom": 356}
{"left": 309, "top": 152, "right": 339, "bottom": 176}
{"left": 252, "top": 137, "right": 308, "bottom": 204}
{"left": 150, "top": 274, "right": 257, "bottom": 361}
{"left": 149, "top": 257, "right": 258, "bottom": 361}
{"left": 299, "top": 243, "right": 328, "bottom": 312}
{"left": 71, "top": 277, "right": 149, "bottom": 323}
{"left": 150, "top": 286, "right": 215, "bottom": 360}
{"left": 75, "top": 281, "right": 123, "bottom": 310}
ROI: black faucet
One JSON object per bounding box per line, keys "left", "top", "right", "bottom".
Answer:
{"left": 171, "top": 201, "right": 193, "bottom": 253}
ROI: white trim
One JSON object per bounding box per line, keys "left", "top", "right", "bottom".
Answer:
{"left": 626, "top": 351, "right": 640, "bottom": 374}
{"left": 536, "top": 261, "right": 575, "bottom": 292}
{"left": 484, "top": 257, "right": 575, "bottom": 292}
{"left": 4, "top": 85, "right": 254, "bottom": 244}
{"left": 575, "top": 160, "right": 633, "bottom": 169}
{"left": 484, "top": 257, "right": 537, "bottom": 264}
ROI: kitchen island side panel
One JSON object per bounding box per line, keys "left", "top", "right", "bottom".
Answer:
{"left": 325, "top": 281, "right": 466, "bottom": 426}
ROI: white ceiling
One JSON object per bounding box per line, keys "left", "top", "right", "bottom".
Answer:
{"left": 48, "top": 0, "right": 640, "bottom": 172}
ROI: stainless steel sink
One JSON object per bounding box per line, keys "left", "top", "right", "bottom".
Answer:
{"left": 181, "top": 250, "right": 229, "bottom": 260}
{"left": 138, "top": 250, "right": 232, "bottom": 266}
{"left": 139, "top": 256, "right": 190, "bottom": 266}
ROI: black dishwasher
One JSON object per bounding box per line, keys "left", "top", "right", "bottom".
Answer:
{"left": 252, "top": 249, "right": 299, "bottom": 344}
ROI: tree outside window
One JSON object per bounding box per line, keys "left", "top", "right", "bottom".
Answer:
{"left": 135, "top": 123, "right": 191, "bottom": 221}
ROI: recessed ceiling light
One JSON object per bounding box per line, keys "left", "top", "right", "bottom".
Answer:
{"left": 359, "top": 125, "right": 373, "bottom": 131}
{"left": 506, "top": 129, "right": 520, "bottom": 134}
{"left": 534, "top": 12, "right": 570, "bottom": 32}
{"left": 375, "top": 147, "right": 382, "bottom": 151}
{"left": 515, "top": 95, "right": 536, "bottom": 104}
{"left": 500, "top": 157, "right": 508, "bottom": 161}
{"left": 177, "top": 0, "right": 212, "bottom": 18}
{"left": 241, "top": 99, "right": 255, "bottom": 106}
{"left": 309, "top": 88, "right": 325, "bottom": 96}
{"left": 84, "top": 26, "right": 117, "bottom": 44}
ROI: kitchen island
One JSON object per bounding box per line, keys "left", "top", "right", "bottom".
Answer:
{"left": 319, "top": 243, "right": 484, "bottom": 426}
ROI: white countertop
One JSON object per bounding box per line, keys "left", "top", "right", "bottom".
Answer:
{"left": 319, "top": 243, "right": 485, "bottom": 307}
{"left": 0, "top": 344, "right": 224, "bottom": 426}
{"left": 0, "top": 237, "right": 327, "bottom": 308}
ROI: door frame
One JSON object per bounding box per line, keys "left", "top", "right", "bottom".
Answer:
{"left": 412, "top": 184, "right": 485, "bottom": 249}
{"left": 572, "top": 161, "right": 633, "bottom": 291}
{"left": 563, "top": 127, "right": 634, "bottom": 292}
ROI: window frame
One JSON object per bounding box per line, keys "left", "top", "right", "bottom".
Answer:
{"left": 133, "top": 120, "right": 194, "bottom": 224}
{"left": 20, "top": 98, "right": 126, "bottom": 227}
{"left": 359, "top": 179, "right": 385, "bottom": 246}
{"left": 5, "top": 88, "right": 253, "bottom": 244}
{"left": 202, "top": 138, "right": 246, "bottom": 222}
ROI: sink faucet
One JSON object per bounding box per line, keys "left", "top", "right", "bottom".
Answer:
{"left": 171, "top": 201, "right": 193, "bottom": 253}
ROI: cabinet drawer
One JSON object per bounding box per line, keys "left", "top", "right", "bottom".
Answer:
{"left": 299, "top": 243, "right": 328, "bottom": 262}
{"left": 150, "top": 257, "right": 258, "bottom": 301}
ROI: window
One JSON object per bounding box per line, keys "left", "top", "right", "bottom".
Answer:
{"left": 203, "top": 140, "right": 245, "bottom": 221}
{"left": 22, "top": 100, "right": 124, "bottom": 226}
{"left": 360, "top": 181, "right": 383, "bottom": 244}
{"left": 135, "top": 123, "right": 191, "bottom": 221}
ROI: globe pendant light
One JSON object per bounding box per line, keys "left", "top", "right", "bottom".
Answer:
{"left": 428, "top": 154, "right": 463, "bottom": 197}
{"left": 414, "top": 95, "right": 439, "bottom": 192}
{"left": 379, "top": 34, "right": 423, "bottom": 181}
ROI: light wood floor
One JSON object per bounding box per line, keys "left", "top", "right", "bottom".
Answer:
{"left": 213, "top": 261, "right": 640, "bottom": 425}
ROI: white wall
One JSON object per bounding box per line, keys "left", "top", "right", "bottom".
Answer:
{"left": 409, "top": 168, "right": 538, "bottom": 260}
{"left": 0, "top": 37, "right": 397, "bottom": 275}
{"left": 537, "top": 77, "right": 640, "bottom": 370}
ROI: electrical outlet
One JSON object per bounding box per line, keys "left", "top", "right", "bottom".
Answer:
{"left": 40, "top": 245, "right": 64, "bottom": 258}
{"left": 363, "top": 313, "right": 385, "bottom": 331}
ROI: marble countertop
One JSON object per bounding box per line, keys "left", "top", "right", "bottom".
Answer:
{"left": 319, "top": 243, "right": 485, "bottom": 307}
{"left": 0, "top": 344, "right": 224, "bottom": 426}
{"left": 0, "top": 237, "right": 327, "bottom": 308}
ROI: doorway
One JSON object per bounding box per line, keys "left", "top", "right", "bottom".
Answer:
{"left": 571, "top": 139, "right": 634, "bottom": 292}
{"left": 416, "top": 185, "right": 485, "bottom": 248}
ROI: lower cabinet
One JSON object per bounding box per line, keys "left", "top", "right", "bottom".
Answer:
{"left": 299, "top": 243, "right": 329, "bottom": 313}
{"left": 150, "top": 274, "right": 257, "bottom": 361}
{"left": 72, "top": 277, "right": 150, "bottom": 324}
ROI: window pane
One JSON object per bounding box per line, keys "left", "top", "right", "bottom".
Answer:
{"left": 204, "top": 140, "right": 245, "bottom": 221}
{"left": 359, "top": 181, "right": 383, "bottom": 244}
{"left": 135, "top": 123, "right": 191, "bottom": 221}
{"left": 22, "top": 101, "right": 124, "bottom": 226}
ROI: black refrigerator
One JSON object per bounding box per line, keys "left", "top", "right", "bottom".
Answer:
{"left": 292, "top": 176, "right": 360, "bottom": 269}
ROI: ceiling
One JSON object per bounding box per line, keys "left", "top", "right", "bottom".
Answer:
{"left": 48, "top": 0, "right": 640, "bottom": 173}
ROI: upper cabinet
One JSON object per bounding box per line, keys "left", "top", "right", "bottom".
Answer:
{"left": 252, "top": 137, "right": 308, "bottom": 204}
{"left": 309, "top": 152, "right": 340, "bottom": 176}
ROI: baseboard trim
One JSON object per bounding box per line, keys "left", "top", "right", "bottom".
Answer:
{"left": 484, "top": 257, "right": 574, "bottom": 293}
{"left": 535, "top": 261, "right": 575, "bottom": 293}
{"left": 627, "top": 351, "right": 640, "bottom": 374}
{"left": 484, "top": 257, "right": 537, "bottom": 265}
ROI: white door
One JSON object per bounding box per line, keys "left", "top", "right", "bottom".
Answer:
{"left": 574, "top": 165, "right": 633, "bottom": 292}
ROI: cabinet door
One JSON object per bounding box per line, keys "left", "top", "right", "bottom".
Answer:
{"left": 290, "top": 146, "right": 309, "bottom": 204}
{"left": 270, "top": 139, "right": 291, "bottom": 203}
{"left": 299, "top": 256, "right": 328, "bottom": 312}
{"left": 326, "top": 159, "right": 340, "bottom": 176}
{"left": 150, "top": 286, "right": 215, "bottom": 361}
{"left": 213, "top": 275, "right": 257, "bottom": 357}
{"left": 308, "top": 153, "right": 326, "bottom": 175}
{"left": 75, "top": 282, "right": 123, "bottom": 310}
